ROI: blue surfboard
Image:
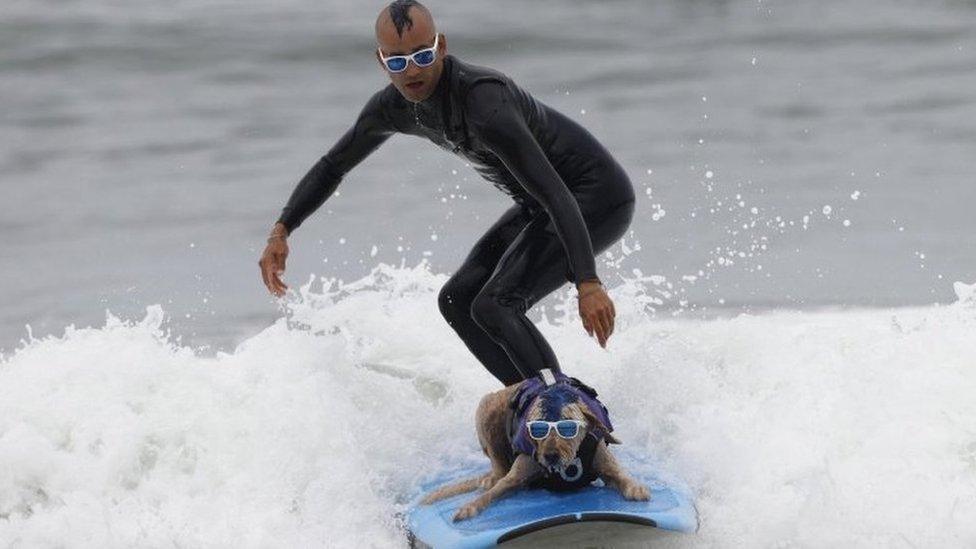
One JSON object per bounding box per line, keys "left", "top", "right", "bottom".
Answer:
{"left": 405, "top": 451, "right": 698, "bottom": 548}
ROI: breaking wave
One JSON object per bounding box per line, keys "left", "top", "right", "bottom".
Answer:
{"left": 1, "top": 264, "right": 974, "bottom": 547}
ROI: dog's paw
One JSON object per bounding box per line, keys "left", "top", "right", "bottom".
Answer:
{"left": 479, "top": 473, "right": 502, "bottom": 490}
{"left": 622, "top": 482, "right": 651, "bottom": 501}
{"left": 453, "top": 503, "right": 481, "bottom": 522}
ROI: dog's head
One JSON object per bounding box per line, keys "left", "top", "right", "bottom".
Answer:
{"left": 519, "top": 382, "right": 620, "bottom": 472}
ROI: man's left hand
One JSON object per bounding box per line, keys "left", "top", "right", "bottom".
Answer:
{"left": 577, "top": 280, "right": 614, "bottom": 348}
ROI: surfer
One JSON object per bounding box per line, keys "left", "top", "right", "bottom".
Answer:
{"left": 258, "top": 0, "right": 635, "bottom": 386}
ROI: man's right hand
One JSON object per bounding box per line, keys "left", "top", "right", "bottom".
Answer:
{"left": 259, "top": 223, "right": 290, "bottom": 297}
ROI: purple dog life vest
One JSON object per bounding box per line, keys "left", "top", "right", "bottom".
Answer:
{"left": 508, "top": 371, "right": 615, "bottom": 491}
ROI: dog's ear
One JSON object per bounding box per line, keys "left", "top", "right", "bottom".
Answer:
{"left": 581, "top": 405, "right": 621, "bottom": 444}
{"left": 568, "top": 376, "right": 599, "bottom": 399}
{"left": 509, "top": 380, "right": 530, "bottom": 413}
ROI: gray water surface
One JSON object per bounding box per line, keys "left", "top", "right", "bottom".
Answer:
{"left": 3, "top": 0, "right": 975, "bottom": 353}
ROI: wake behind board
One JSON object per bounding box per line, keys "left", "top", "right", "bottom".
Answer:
{"left": 405, "top": 452, "right": 698, "bottom": 548}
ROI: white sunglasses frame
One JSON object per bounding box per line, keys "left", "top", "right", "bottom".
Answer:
{"left": 526, "top": 419, "right": 586, "bottom": 440}
{"left": 377, "top": 33, "right": 440, "bottom": 73}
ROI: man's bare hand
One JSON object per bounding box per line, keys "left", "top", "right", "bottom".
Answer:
{"left": 259, "top": 223, "right": 290, "bottom": 297}
{"left": 577, "top": 279, "right": 614, "bottom": 348}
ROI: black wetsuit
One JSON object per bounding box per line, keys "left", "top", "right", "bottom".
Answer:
{"left": 278, "top": 54, "right": 635, "bottom": 386}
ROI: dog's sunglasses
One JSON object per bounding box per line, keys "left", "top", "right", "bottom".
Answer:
{"left": 377, "top": 34, "right": 439, "bottom": 73}
{"left": 526, "top": 419, "right": 584, "bottom": 440}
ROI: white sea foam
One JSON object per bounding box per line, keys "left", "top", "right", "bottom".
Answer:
{"left": 1, "top": 264, "right": 975, "bottom": 547}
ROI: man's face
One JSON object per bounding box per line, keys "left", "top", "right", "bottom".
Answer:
{"left": 374, "top": 8, "right": 446, "bottom": 103}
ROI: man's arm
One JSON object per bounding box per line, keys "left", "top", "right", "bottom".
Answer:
{"left": 277, "top": 88, "right": 396, "bottom": 233}
{"left": 466, "top": 81, "right": 617, "bottom": 349}
{"left": 465, "top": 81, "right": 598, "bottom": 286}
{"left": 260, "top": 88, "right": 395, "bottom": 297}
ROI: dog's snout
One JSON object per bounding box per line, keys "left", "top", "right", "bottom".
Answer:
{"left": 544, "top": 453, "right": 560, "bottom": 466}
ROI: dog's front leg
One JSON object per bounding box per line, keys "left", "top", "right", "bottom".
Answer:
{"left": 593, "top": 443, "right": 650, "bottom": 501}
{"left": 453, "top": 454, "right": 540, "bottom": 521}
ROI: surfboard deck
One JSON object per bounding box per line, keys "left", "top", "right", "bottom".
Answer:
{"left": 405, "top": 454, "right": 698, "bottom": 548}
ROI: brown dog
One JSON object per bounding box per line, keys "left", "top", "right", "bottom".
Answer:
{"left": 422, "top": 370, "right": 650, "bottom": 521}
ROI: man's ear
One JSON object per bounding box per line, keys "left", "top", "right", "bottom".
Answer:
{"left": 582, "top": 406, "right": 621, "bottom": 444}
{"left": 438, "top": 33, "right": 447, "bottom": 55}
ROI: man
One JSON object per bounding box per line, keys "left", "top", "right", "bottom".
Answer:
{"left": 259, "top": 0, "right": 635, "bottom": 387}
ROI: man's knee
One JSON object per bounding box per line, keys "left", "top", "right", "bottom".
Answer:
{"left": 438, "top": 280, "right": 473, "bottom": 325}
{"left": 470, "top": 288, "right": 526, "bottom": 335}
{"left": 469, "top": 290, "right": 499, "bottom": 334}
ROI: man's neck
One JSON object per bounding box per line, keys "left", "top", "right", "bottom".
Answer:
{"left": 416, "top": 54, "right": 453, "bottom": 108}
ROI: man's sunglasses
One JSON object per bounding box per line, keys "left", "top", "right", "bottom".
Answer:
{"left": 377, "top": 33, "right": 439, "bottom": 73}
{"left": 526, "top": 420, "right": 584, "bottom": 440}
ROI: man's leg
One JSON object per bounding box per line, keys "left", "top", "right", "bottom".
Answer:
{"left": 438, "top": 204, "right": 534, "bottom": 386}
{"left": 469, "top": 199, "right": 635, "bottom": 378}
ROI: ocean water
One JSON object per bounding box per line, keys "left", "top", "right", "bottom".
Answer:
{"left": 1, "top": 272, "right": 975, "bottom": 546}
{"left": 2, "top": 0, "right": 976, "bottom": 546}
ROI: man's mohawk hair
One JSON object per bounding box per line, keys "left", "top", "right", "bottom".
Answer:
{"left": 387, "top": 0, "right": 427, "bottom": 37}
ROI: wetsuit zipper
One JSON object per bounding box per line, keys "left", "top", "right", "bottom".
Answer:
{"left": 415, "top": 99, "right": 462, "bottom": 153}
